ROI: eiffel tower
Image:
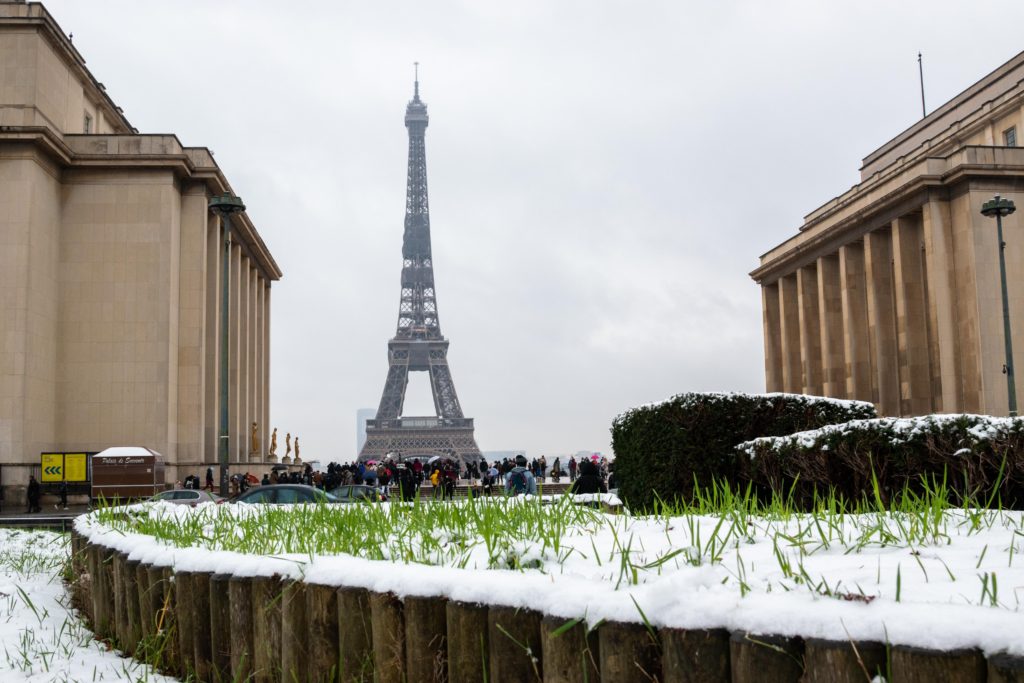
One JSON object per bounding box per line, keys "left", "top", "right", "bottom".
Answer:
{"left": 359, "top": 71, "right": 482, "bottom": 465}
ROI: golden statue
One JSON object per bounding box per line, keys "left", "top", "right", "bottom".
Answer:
{"left": 294, "top": 437, "right": 301, "bottom": 464}
{"left": 269, "top": 428, "right": 278, "bottom": 456}
{"left": 250, "top": 422, "right": 259, "bottom": 455}
{"left": 285, "top": 433, "right": 292, "bottom": 458}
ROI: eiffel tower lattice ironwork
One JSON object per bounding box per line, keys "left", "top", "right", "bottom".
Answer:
{"left": 359, "top": 71, "right": 482, "bottom": 465}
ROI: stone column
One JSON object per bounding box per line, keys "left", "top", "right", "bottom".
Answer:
{"left": 797, "top": 264, "right": 823, "bottom": 395}
{"left": 263, "top": 284, "right": 271, "bottom": 459}
{"left": 251, "top": 270, "right": 262, "bottom": 462}
{"left": 238, "top": 257, "right": 250, "bottom": 462}
{"left": 762, "top": 283, "right": 783, "bottom": 392}
{"left": 839, "top": 241, "right": 873, "bottom": 402}
{"left": 864, "top": 228, "right": 900, "bottom": 415}
{"left": 229, "top": 243, "right": 242, "bottom": 459}
{"left": 892, "top": 214, "right": 934, "bottom": 415}
{"left": 778, "top": 274, "right": 802, "bottom": 394}
{"left": 817, "top": 254, "right": 845, "bottom": 398}
{"left": 922, "top": 196, "right": 961, "bottom": 412}
{"left": 177, "top": 189, "right": 208, "bottom": 465}
{"left": 203, "top": 214, "right": 221, "bottom": 463}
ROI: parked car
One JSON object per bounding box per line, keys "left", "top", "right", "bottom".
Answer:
{"left": 230, "top": 484, "right": 340, "bottom": 505}
{"left": 150, "top": 489, "right": 223, "bottom": 507}
{"left": 327, "top": 485, "right": 380, "bottom": 503}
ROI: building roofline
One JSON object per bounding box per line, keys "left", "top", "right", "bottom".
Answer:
{"left": 0, "top": 1, "right": 136, "bottom": 133}
{"left": 860, "top": 49, "right": 1024, "bottom": 172}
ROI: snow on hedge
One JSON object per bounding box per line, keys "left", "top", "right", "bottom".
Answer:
{"left": 77, "top": 497, "right": 1024, "bottom": 657}
{"left": 738, "top": 414, "right": 1024, "bottom": 454}
{"left": 613, "top": 391, "right": 876, "bottom": 424}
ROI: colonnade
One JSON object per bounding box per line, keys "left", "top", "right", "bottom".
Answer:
{"left": 762, "top": 196, "right": 985, "bottom": 416}
{"left": 202, "top": 213, "right": 272, "bottom": 463}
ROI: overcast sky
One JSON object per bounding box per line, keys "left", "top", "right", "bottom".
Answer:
{"left": 46, "top": 0, "right": 1024, "bottom": 460}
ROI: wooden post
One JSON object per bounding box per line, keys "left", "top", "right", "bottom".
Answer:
{"left": 145, "top": 565, "right": 168, "bottom": 669}
{"left": 447, "top": 601, "right": 489, "bottom": 683}
{"left": 660, "top": 628, "right": 730, "bottom": 682}
{"left": 100, "top": 547, "right": 116, "bottom": 639}
{"left": 252, "top": 575, "right": 284, "bottom": 683}
{"left": 729, "top": 632, "right": 803, "bottom": 683}
{"left": 111, "top": 552, "right": 126, "bottom": 650}
{"left": 174, "top": 571, "right": 195, "bottom": 680}
{"left": 229, "top": 575, "right": 255, "bottom": 682}
{"left": 988, "top": 653, "right": 1024, "bottom": 682}
{"left": 599, "top": 621, "right": 661, "bottom": 683}
{"left": 890, "top": 646, "right": 986, "bottom": 682}
{"left": 86, "top": 543, "right": 99, "bottom": 627}
{"left": 305, "top": 582, "right": 339, "bottom": 683}
{"left": 91, "top": 546, "right": 113, "bottom": 639}
{"left": 802, "top": 638, "right": 886, "bottom": 683}
{"left": 123, "top": 559, "right": 141, "bottom": 656}
{"left": 161, "top": 567, "right": 180, "bottom": 676}
{"left": 281, "top": 579, "right": 309, "bottom": 683}
{"left": 210, "top": 573, "right": 233, "bottom": 682}
{"left": 192, "top": 571, "right": 213, "bottom": 682}
{"left": 540, "top": 614, "right": 599, "bottom": 683}
{"left": 136, "top": 562, "right": 153, "bottom": 643}
{"left": 488, "top": 606, "right": 543, "bottom": 683}
{"left": 404, "top": 595, "right": 448, "bottom": 682}
{"left": 338, "top": 586, "right": 374, "bottom": 683}
{"left": 370, "top": 592, "right": 406, "bottom": 683}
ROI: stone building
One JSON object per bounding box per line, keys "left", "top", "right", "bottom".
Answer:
{"left": 0, "top": 1, "right": 281, "bottom": 489}
{"left": 752, "top": 50, "right": 1024, "bottom": 417}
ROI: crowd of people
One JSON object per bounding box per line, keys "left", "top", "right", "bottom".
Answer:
{"left": 175, "top": 453, "right": 613, "bottom": 502}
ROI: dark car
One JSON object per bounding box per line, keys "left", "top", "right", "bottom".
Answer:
{"left": 327, "top": 485, "right": 380, "bottom": 503}
{"left": 230, "top": 484, "right": 340, "bottom": 505}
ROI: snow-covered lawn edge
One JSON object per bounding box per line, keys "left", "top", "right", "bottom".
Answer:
{"left": 0, "top": 529, "right": 174, "bottom": 683}
{"left": 76, "top": 503, "right": 1024, "bottom": 658}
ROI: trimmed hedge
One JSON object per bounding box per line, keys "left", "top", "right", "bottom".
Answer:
{"left": 610, "top": 392, "right": 876, "bottom": 510}
{"left": 738, "top": 414, "right": 1024, "bottom": 508}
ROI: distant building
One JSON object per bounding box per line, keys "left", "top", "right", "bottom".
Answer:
{"left": 752, "top": 50, "right": 1024, "bottom": 417}
{"left": 356, "top": 408, "right": 375, "bottom": 455}
{"left": 0, "top": 2, "right": 281, "bottom": 490}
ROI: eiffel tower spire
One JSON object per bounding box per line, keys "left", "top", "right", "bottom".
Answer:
{"left": 359, "top": 71, "right": 482, "bottom": 464}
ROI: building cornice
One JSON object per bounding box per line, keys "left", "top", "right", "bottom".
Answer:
{"left": 0, "top": 128, "right": 282, "bottom": 281}
{"left": 750, "top": 145, "right": 1024, "bottom": 284}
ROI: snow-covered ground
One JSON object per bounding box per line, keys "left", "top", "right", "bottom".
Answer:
{"left": 0, "top": 529, "right": 171, "bottom": 683}
{"left": 79, "top": 498, "right": 1024, "bottom": 657}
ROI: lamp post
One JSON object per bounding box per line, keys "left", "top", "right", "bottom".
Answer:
{"left": 209, "top": 193, "right": 246, "bottom": 495}
{"left": 981, "top": 194, "right": 1018, "bottom": 416}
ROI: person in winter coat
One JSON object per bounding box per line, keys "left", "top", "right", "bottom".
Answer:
{"left": 396, "top": 464, "right": 418, "bottom": 502}
{"left": 569, "top": 459, "right": 607, "bottom": 495}
{"left": 26, "top": 475, "right": 41, "bottom": 513}
{"left": 505, "top": 455, "right": 537, "bottom": 496}
{"left": 57, "top": 480, "right": 69, "bottom": 510}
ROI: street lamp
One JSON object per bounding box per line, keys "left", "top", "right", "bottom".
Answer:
{"left": 980, "top": 194, "right": 1018, "bottom": 416}
{"left": 209, "top": 193, "right": 246, "bottom": 495}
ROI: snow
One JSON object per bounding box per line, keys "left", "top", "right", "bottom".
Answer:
{"left": 76, "top": 500, "right": 1024, "bottom": 657}
{"left": 614, "top": 391, "right": 876, "bottom": 427}
{"left": 738, "top": 413, "right": 1024, "bottom": 455}
{"left": 92, "top": 446, "right": 160, "bottom": 458}
{"left": 0, "top": 529, "right": 173, "bottom": 682}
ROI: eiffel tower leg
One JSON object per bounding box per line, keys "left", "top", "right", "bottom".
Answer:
{"left": 377, "top": 364, "right": 409, "bottom": 420}
{"left": 428, "top": 363, "right": 464, "bottom": 419}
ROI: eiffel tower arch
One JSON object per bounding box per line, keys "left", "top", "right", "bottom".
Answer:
{"left": 359, "top": 71, "right": 482, "bottom": 466}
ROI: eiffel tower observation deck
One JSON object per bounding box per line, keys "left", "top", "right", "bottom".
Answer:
{"left": 359, "top": 70, "right": 483, "bottom": 465}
